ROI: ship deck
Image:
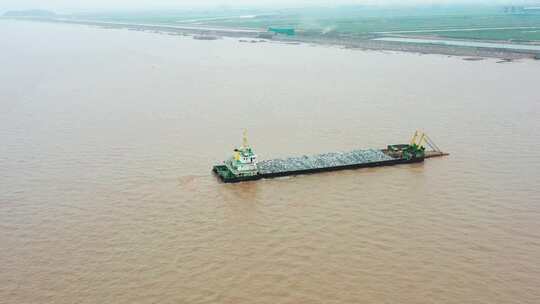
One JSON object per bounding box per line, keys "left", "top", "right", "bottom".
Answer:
{"left": 257, "top": 149, "right": 394, "bottom": 175}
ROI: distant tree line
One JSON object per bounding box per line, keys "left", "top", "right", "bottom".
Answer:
{"left": 503, "top": 6, "right": 540, "bottom": 14}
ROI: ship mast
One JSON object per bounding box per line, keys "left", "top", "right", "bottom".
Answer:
{"left": 242, "top": 129, "right": 249, "bottom": 149}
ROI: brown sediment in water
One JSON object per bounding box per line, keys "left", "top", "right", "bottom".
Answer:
{"left": 1, "top": 20, "right": 540, "bottom": 304}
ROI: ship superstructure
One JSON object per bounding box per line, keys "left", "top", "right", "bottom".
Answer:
{"left": 224, "top": 130, "right": 258, "bottom": 177}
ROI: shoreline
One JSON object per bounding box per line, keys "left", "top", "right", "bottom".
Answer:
{"left": 4, "top": 17, "right": 540, "bottom": 60}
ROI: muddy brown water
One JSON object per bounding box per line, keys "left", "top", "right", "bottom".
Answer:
{"left": 1, "top": 21, "right": 539, "bottom": 304}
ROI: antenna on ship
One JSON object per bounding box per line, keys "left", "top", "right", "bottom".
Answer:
{"left": 242, "top": 129, "right": 249, "bottom": 149}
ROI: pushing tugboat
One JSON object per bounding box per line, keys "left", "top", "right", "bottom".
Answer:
{"left": 213, "top": 130, "right": 448, "bottom": 183}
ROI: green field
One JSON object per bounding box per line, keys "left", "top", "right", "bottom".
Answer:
{"left": 406, "top": 28, "right": 540, "bottom": 41}
{"left": 67, "top": 5, "right": 540, "bottom": 42}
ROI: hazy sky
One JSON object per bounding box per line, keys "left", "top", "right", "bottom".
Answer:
{"left": 2, "top": 0, "right": 538, "bottom": 12}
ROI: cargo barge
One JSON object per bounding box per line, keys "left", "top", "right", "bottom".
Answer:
{"left": 213, "top": 131, "right": 448, "bottom": 183}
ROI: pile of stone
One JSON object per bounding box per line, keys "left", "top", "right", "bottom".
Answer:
{"left": 257, "top": 149, "right": 394, "bottom": 174}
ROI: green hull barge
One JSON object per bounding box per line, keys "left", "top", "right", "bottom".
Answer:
{"left": 213, "top": 131, "right": 448, "bottom": 183}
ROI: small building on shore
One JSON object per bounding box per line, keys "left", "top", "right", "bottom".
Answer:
{"left": 268, "top": 27, "right": 295, "bottom": 36}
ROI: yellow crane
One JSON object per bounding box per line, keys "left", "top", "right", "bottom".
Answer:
{"left": 410, "top": 130, "right": 442, "bottom": 153}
